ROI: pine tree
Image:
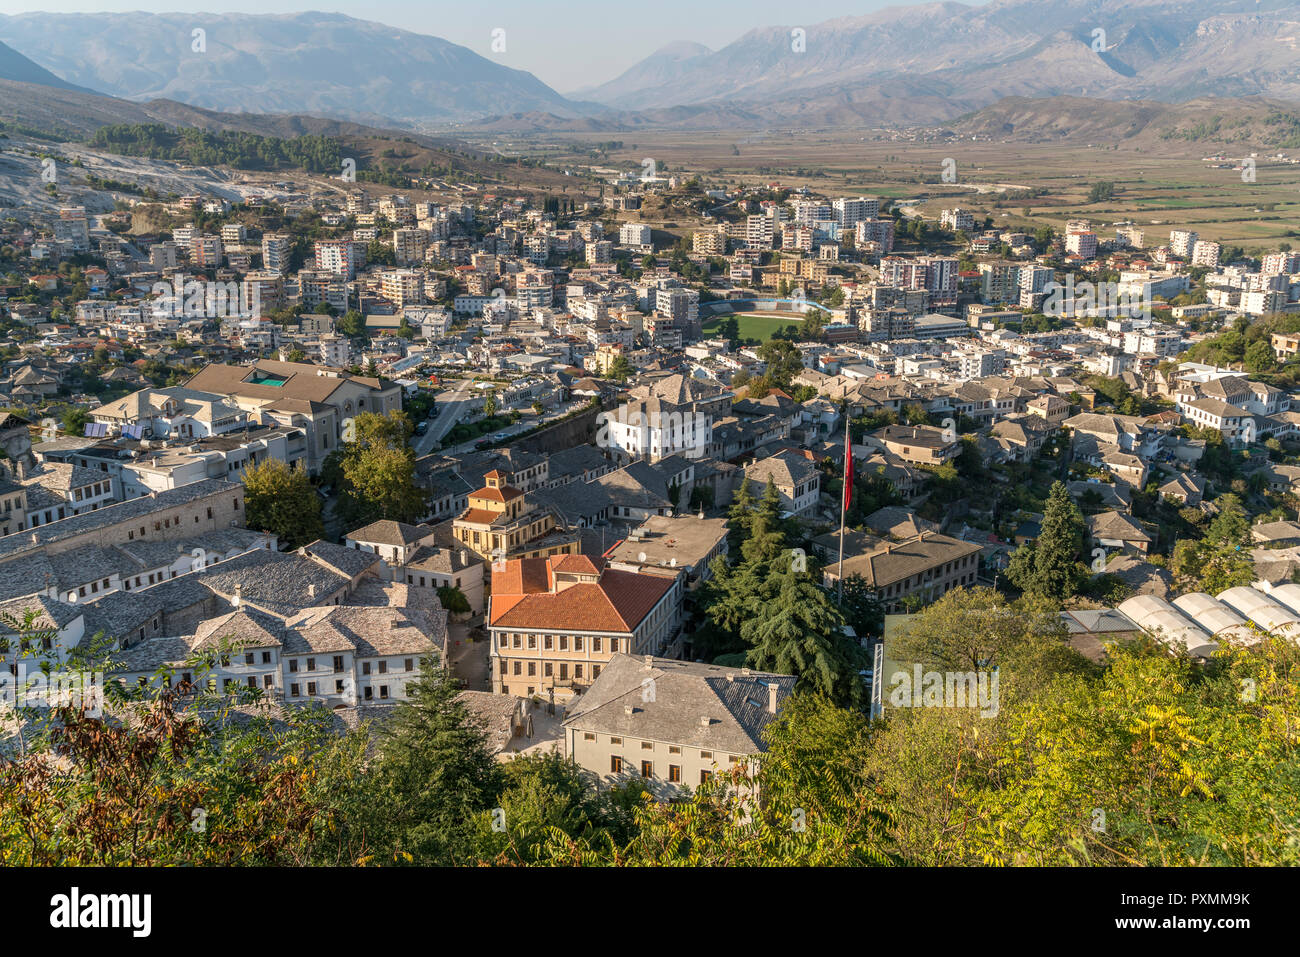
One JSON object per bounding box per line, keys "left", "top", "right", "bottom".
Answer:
{"left": 367, "top": 664, "right": 503, "bottom": 864}
{"left": 1008, "top": 481, "right": 1085, "bottom": 601}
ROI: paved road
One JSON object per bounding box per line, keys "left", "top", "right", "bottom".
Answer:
{"left": 413, "top": 379, "right": 477, "bottom": 456}
{"left": 432, "top": 400, "right": 588, "bottom": 458}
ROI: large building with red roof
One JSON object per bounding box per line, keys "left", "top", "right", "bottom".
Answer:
{"left": 489, "top": 554, "right": 682, "bottom": 698}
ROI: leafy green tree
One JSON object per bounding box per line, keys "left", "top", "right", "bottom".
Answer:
{"left": 474, "top": 752, "right": 645, "bottom": 864}
{"left": 242, "top": 459, "right": 325, "bottom": 548}
{"left": 607, "top": 355, "right": 634, "bottom": 382}
{"left": 336, "top": 410, "right": 426, "bottom": 527}
{"left": 1170, "top": 493, "right": 1255, "bottom": 594}
{"left": 437, "top": 585, "right": 471, "bottom": 615}
{"left": 61, "top": 408, "right": 91, "bottom": 435}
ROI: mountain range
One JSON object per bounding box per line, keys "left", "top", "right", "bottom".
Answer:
{"left": 0, "top": 11, "right": 582, "bottom": 128}
{"left": 0, "top": 2, "right": 1298, "bottom": 132}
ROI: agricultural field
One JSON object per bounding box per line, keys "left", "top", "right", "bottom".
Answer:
{"left": 509, "top": 132, "right": 1300, "bottom": 253}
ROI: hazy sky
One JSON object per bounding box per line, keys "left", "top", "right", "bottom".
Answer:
{"left": 0, "top": 1, "right": 948, "bottom": 90}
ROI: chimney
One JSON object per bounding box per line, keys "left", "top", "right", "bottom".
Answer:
{"left": 233, "top": 583, "right": 242, "bottom": 607}
{"left": 624, "top": 705, "right": 634, "bottom": 715}
{"left": 767, "top": 681, "right": 779, "bottom": 715}
{"left": 643, "top": 654, "right": 653, "bottom": 668}
{"left": 308, "top": 583, "right": 317, "bottom": 598}
{"left": 699, "top": 716, "right": 711, "bottom": 727}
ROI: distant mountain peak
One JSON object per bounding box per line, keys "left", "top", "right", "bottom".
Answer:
{"left": 0, "top": 38, "right": 91, "bottom": 93}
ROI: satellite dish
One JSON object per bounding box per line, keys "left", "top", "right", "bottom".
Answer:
{"left": 638, "top": 551, "right": 647, "bottom": 563}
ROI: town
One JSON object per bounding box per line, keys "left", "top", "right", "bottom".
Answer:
{"left": 0, "top": 1, "right": 1298, "bottom": 880}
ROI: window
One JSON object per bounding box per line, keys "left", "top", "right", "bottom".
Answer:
{"left": 513, "top": 662, "right": 521, "bottom": 675}
{"left": 244, "top": 653, "right": 254, "bottom": 665}
{"left": 362, "top": 662, "right": 371, "bottom": 675}
{"left": 527, "top": 662, "right": 536, "bottom": 676}
{"left": 668, "top": 745, "right": 681, "bottom": 754}
{"left": 700, "top": 751, "right": 712, "bottom": 760}
{"left": 306, "top": 682, "right": 317, "bottom": 696}
{"left": 668, "top": 765, "right": 681, "bottom": 783}
{"left": 290, "top": 683, "right": 300, "bottom": 697}
{"left": 574, "top": 636, "right": 583, "bottom": 651}
{"left": 404, "top": 658, "right": 413, "bottom": 672}
{"left": 335, "top": 679, "right": 345, "bottom": 693}
{"left": 378, "top": 661, "right": 387, "bottom": 674}
{"left": 593, "top": 637, "right": 602, "bottom": 653}
{"left": 610, "top": 736, "right": 622, "bottom": 745}
{"left": 610, "top": 756, "right": 623, "bottom": 774}
{"left": 261, "top": 651, "right": 271, "bottom": 664}
{"left": 543, "top": 635, "right": 553, "bottom": 650}
{"left": 641, "top": 760, "right": 653, "bottom": 778}
{"left": 527, "top": 635, "right": 536, "bottom": 649}
{"left": 289, "top": 659, "right": 298, "bottom": 673}
{"left": 584, "top": 732, "right": 596, "bottom": 741}
{"left": 700, "top": 770, "right": 713, "bottom": 784}
{"left": 380, "top": 685, "right": 389, "bottom": 699}
{"left": 332, "top": 655, "right": 344, "bottom": 672}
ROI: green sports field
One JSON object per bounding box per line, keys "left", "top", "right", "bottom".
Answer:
{"left": 702, "top": 312, "right": 806, "bottom": 341}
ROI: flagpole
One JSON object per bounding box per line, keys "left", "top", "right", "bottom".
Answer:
{"left": 838, "top": 426, "right": 850, "bottom": 603}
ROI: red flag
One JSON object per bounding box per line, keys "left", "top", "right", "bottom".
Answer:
{"left": 843, "top": 428, "right": 853, "bottom": 512}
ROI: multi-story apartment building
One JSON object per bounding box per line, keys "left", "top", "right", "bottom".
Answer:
{"left": 1169, "top": 229, "right": 1199, "bottom": 258}
{"left": 1115, "top": 225, "right": 1145, "bottom": 249}
{"left": 586, "top": 239, "right": 614, "bottom": 264}
{"left": 855, "top": 218, "right": 895, "bottom": 254}
{"left": 53, "top": 207, "right": 90, "bottom": 252}
{"left": 489, "top": 555, "right": 681, "bottom": 698}
{"left": 314, "top": 239, "right": 362, "bottom": 280}
{"left": 1262, "top": 252, "right": 1300, "bottom": 276}
{"left": 691, "top": 228, "right": 727, "bottom": 256}
{"left": 296, "top": 269, "right": 350, "bottom": 312}
{"left": 379, "top": 269, "right": 425, "bottom": 308}
{"left": 1191, "top": 240, "right": 1221, "bottom": 268}
{"left": 392, "top": 228, "right": 430, "bottom": 266}
{"left": 1065, "top": 229, "right": 1098, "bottom": 259}
{"left": 940, "top": 207, "right": 975, "bottom": 232}
{"left": 834, "top": 196, "right": 879, "bottom": 227}
{"left": 261, "top": 233, "right": 293, "bottom": 274}
{"left": 979, "top": 261, "right": 1021, "bottom": 303}
{"left": 619, "top": 223, "right": 653, "bottom": 251}
{"left": 192, "top": 234, "right": 224, "bottom": 268}
{"left": 745, "top": 214, "right": 774, "bottom": 250}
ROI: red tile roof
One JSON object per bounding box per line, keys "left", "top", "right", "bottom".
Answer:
{"left": 489, "top": 557, "right": 673, "bottom": 633}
